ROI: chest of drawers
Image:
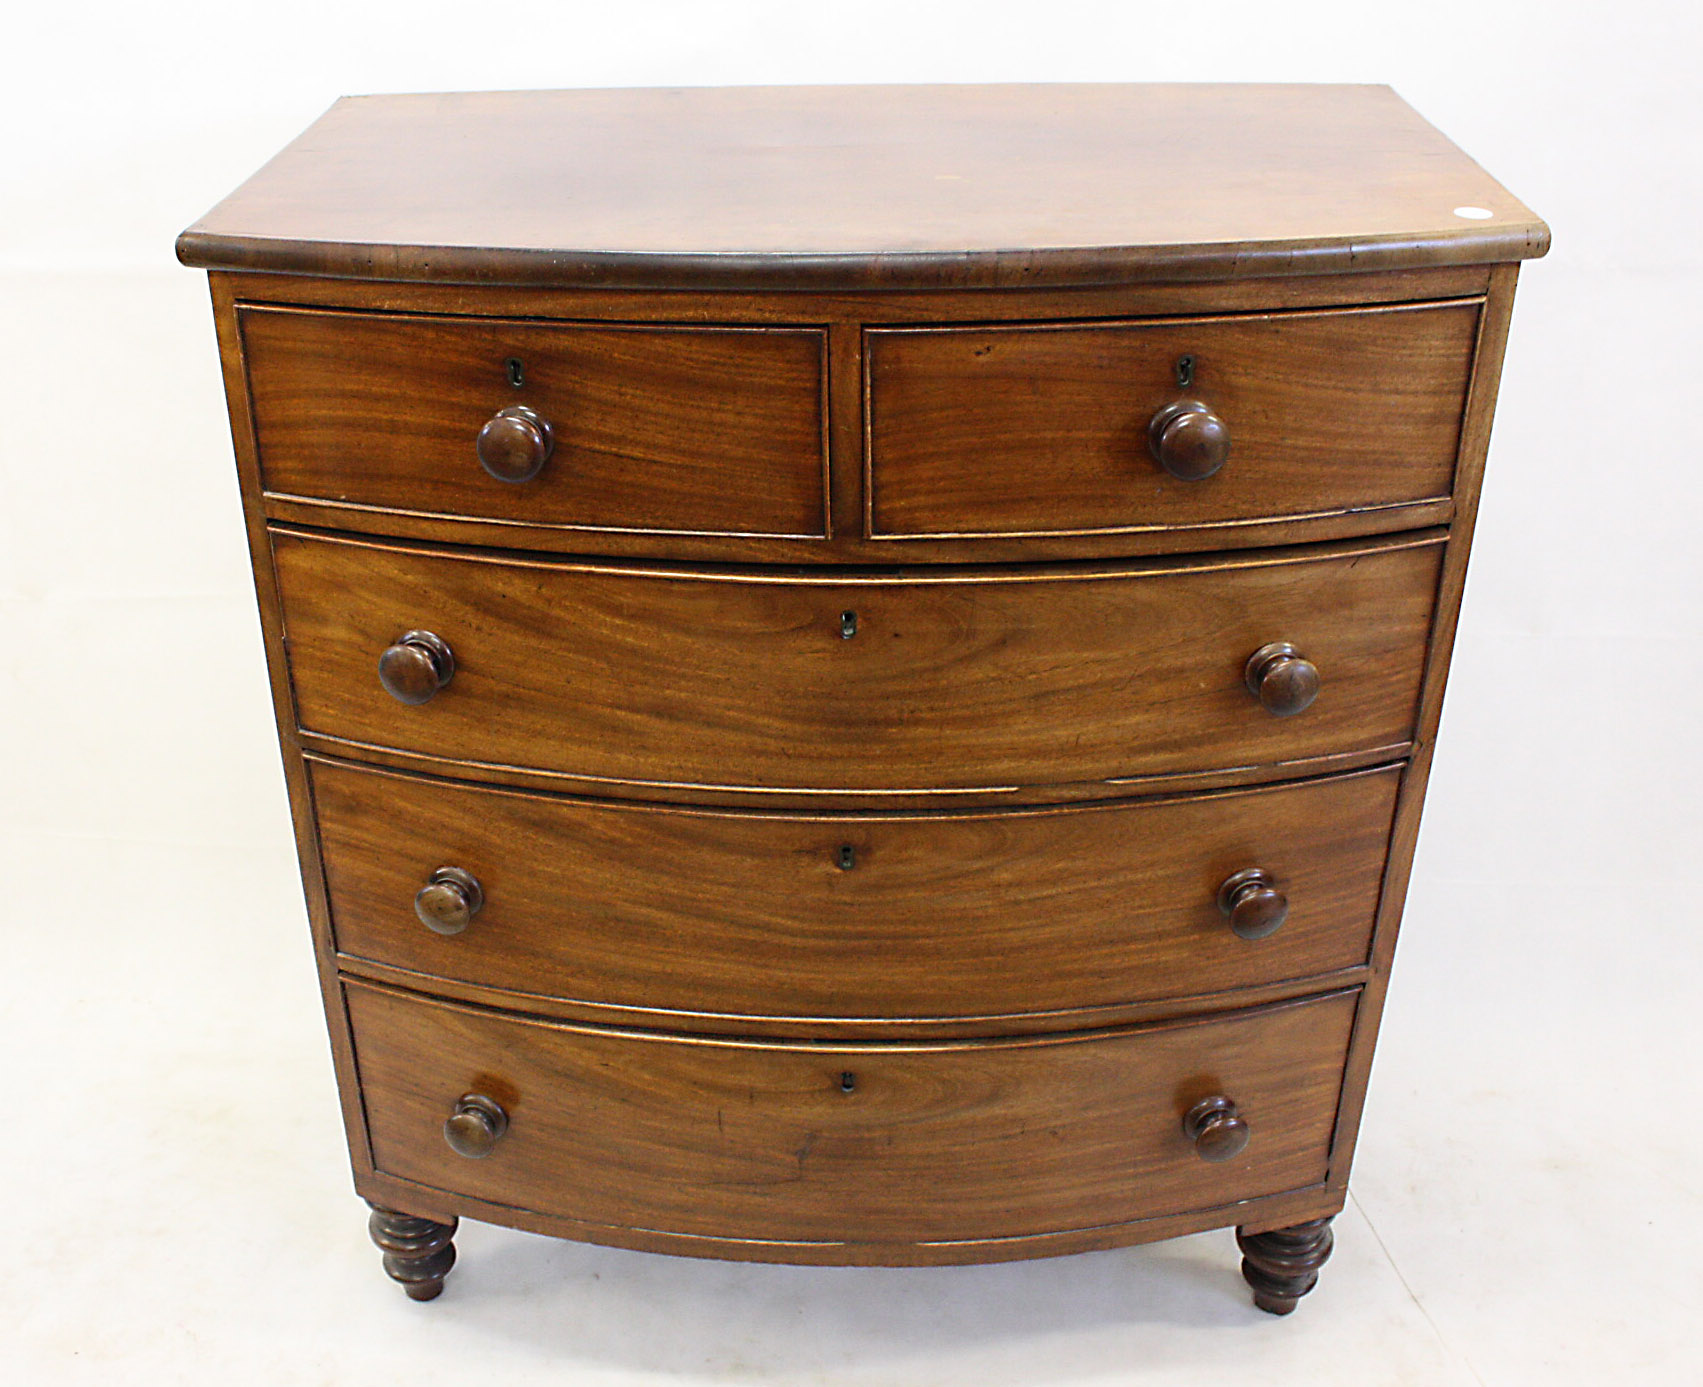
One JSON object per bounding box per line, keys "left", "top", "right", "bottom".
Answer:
{"left": 179, "top": 83, "right": 1546, "bottom": 1315}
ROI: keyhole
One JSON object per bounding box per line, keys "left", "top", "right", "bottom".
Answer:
{"left": 836, "top": 845, "right": 856, "bottom": 871}
{"left": 839, "top": 1072, "right": 857, "bottom": 1093}
{"left": 1175, "top": 354, "right": 1195, "bottom": 388}
{"left": 840, "top": 611, "right": 858, "bottom": 640}
{"left": 505, "top": 357, "right": 525, "bottom": 388}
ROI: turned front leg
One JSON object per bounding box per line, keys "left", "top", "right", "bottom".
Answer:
{"left": 367, "top": 1203, "right": 459, "bottom": 1301}
{"left": 1236, "top": 1216, "right": 1334, "bottom": 1315}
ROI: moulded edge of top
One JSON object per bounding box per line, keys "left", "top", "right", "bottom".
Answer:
{"left": 174, "top": 222, "right": 1551, "bottom": 293}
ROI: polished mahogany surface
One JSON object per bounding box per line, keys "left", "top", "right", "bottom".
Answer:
{"left": 178, "top": 84, "right": 1548, "bottom": 289}
{"left": 183, "top": 83, "right": 1543, "bottom": 1306}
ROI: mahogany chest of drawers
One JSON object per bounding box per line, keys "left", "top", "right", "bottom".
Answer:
{"left": 179, "top": 83, "right": 1547, "bottom": 1314}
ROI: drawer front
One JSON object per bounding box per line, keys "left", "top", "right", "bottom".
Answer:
{"left": 317, "top": 759, "right": 1399, "bottom": 1020}
{"left": 274, "top": 531, "right": 1442, "bottom": 793}
{"left": 240, "top": 306, "right": 828, "bottom": 538}
{"left": 348, "top": 983, "right": 1356, "bottom": 1244}
{"left": 866, "top": 301, "right": 1478, "bottom": 538}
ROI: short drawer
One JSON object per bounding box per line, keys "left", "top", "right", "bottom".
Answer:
{"left": 274, "top": 529, "right": 1442, "bottom": 794}
{"left": 865, "top": 300, "right": 1478, "bottom": 539}
{"left": 239, "top": 306, "right": 828, "bottom": 538}
{"left": 316, "top": 759, "right": 1399, "bottom": 1022}
{"left": 348, "top": 982, "right": 1357, "bottom": 1246}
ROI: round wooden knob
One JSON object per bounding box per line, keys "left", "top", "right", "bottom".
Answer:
{"left": 414, "top": 867, "right": 484, "bottom": 936}
{"left": 476, "top": 405, "right": 553, "bottom": 483}
{"left": 377, "top": 630, "right": 455, "bottom": 706}
{"left": 443, "top": 1094, "right": 508, "bottom": 1158}
{"left": 1183, "top": 1096, "right": 1251, "bottom": 1162}
{"left": 1244, "top": 642, "right": 1319, "bottom": 717}
{"left": 1148, "top": 398, "right": 1230, "bottom": 480}
{"left": 1218, "top": 868, "right": 1289, "bottom": 940}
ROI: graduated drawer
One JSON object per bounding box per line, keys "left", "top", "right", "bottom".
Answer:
{"left": 865, "top": 300, "right": 1478, "bottom": 539}
{"left": 273, "top": 529, "right": 1442, "bottom": 795}
{"left": 347, "top": 981, "right": 1357, "bottom": 1247}
{"left": 239, "top": 306, "right": 828, "bottom": 538}
{"left": 316, "top": 758, "right": 1399, "bottom": 1023}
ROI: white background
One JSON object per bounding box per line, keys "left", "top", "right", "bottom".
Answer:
{"left": 3, "top": 3, "right": 1699, "bottom": 1384}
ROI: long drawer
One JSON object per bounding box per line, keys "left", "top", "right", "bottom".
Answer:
{"left": 273, "top": 529, "right": 1443, "bottom": 794}
{"left": 316, "top": 758, "right": 1399, "bottom": 1021}
{"left": 348, "top": 981, "right": 1357, "bottom": 1246}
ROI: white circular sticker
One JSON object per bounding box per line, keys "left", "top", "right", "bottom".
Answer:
{"left": 1453, "top": 206, "right": 1494, "bottom": 220}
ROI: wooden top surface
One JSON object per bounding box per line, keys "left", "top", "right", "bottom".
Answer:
{"left": 178, "top": 84, "right": 1547, "bottom": 291}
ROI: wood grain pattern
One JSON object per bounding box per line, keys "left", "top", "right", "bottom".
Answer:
{"left": 182, "top": 87, "right": 1543, "bottom": 1289}
{"left": 298, "top": 733, "right": 1415, "bottom": 814}
{"left": 205, "top": 276, "right": 378, "bottom": 1181}
{"left": 344, "top": 954, "right": 1369, "bottom": 1043}
{"left": 271, "top": 529, "right": 1444, "bottom": 795}
{"left": 224, "top": 265, "right": 1496, "bottom": 324}
{"left": 1322, "top": 263, "right": 1525, "bottom": 1195}
{"left": 314, "top": 757, "right": 1398, "bottom": 1023}
{"left": 177, "top": 85, "right": 1548, "bottom": 289}
{"left": 347, "top": 980, "right": 1358, "bottom": 1248}
{"left": 865, "top": 301, "right": 1478, "bottom": 538}
{"left": 358, "top": 1162, "right": 1345, "bottom": 1266}
{"left": 233, "top": 272, "right": 1483, "bottom": 565}
{"left": 240, "top": 306, "right": 828, "bottom": 538}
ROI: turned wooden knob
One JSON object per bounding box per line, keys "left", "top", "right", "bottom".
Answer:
{"left": 1218, "top": 868, "right": 1289, "bottom": 940}
{"left": 1244, "top": 641, "right": 1319, "bottom": 717}
{"left": 443, "top": 1094, "right": 508, "bottom": 1158}
{"left": 1183, "top": 1096, "right": 1251, "bottom": 1162}
{"left": 476, "top": 405, "right": 553, "bottom": 483}
{"left": 377, "top": 630, "right": 455, "bottom": 706}
{"left": 1148, "top": 398, "right": 1230, "bottom": 480}
{"left": 414, "top": 867, "right": 484, "bottom": 936}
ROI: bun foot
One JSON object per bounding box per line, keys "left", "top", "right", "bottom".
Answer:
{"left": 367, "top": 1203, "right": 459, "bottom": 1301}
{"left": 1236, "top": 1216, "right": 1334, "bottom": 1315}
